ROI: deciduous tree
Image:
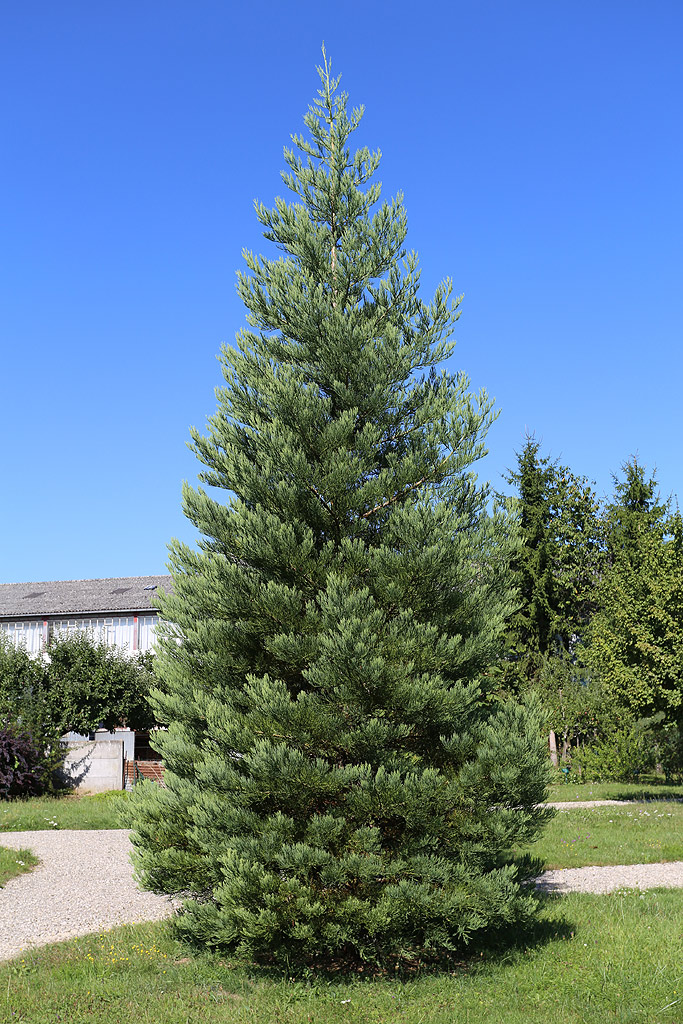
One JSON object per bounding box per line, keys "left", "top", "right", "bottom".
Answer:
{"left": 589, "top": 462, "right": 683, "bottom": 722}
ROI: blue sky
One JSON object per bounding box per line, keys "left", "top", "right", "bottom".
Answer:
{"left": 2, "top": 1, "right": 682, "bottom": 582}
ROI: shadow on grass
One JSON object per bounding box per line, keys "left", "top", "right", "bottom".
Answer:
{"left": 465, "top": 891, "right": 574, "bottom": 961}
{"left": 222, "top": 909, "right": 577, "bottom": 985}
{"left": 611, "top": 788, "right": 683, "bottom": 803}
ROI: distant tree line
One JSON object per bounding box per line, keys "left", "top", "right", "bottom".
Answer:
{"left": 500, "top": 437, "right": 683, "bottom": 780}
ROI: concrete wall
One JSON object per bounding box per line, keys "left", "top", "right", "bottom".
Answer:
{"left": 63, "top": 729, "right": 135, "bottom": 760}
{"left": 62, "top": 739, "right": 124, "bottom": 793}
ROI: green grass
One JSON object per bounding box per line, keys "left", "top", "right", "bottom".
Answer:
{"left": 547, "top": 780, "right": 683, "bottom": 802}
{"left": 0, "top": 790, "right": 129, "bottom": 832}
{"left": 0, "top": 845, "right": 38, "bottom": 886}
{"left": 522, "top": 801, "right": 683, "bottom": 869}
{"left": 2, "top": 890, "right": 683, "bottom": 1023}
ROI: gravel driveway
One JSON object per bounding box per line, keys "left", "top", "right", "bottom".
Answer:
{"left": 1, "top": 825, "right": 683, "bottom": 963}
{"left": 0, "top": 830, "right": 174, "bottom": 961}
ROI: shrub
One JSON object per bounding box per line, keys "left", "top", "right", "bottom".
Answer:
{"left": 647, "top": 716, "right": 683, "bottom": 782}
{"left": 571, "top": 723, "right": 655, "bottom": 782}
{"left": 0, "top": 721, "right": 51, "bottom": 799}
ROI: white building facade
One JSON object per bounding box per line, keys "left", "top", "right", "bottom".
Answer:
{"left": 0, "top": 576, "right": 171, "bottom": 656}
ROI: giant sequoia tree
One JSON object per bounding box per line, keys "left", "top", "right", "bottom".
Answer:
{"left": 130, "top": 57, "right": 550, "bottom": 967}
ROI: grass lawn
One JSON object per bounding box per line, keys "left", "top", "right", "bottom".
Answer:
{"left": 547, "top": 780, "right": 683, "bottom": 802}
{"left": 0, "top": 846, "right": 38, "bottom": 886}
{"left": 2, "top": 889, "right": 683, "bottom": 1023}
{"left": 522, "top": 801, "right": 683, "bottom": 869}
{"left": 0, "top": 791, "right": 128, "bottom": 832}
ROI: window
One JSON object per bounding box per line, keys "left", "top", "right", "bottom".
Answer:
{"left": 0, "top": 620, "right": 44, "bottom": 654}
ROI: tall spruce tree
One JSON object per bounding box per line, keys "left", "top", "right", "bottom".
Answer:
{"left": 499, "top": 438, "right": 556, "bottom": 689}
{"left": 500, "top": 437, "right": 604, "bottom": 691}
{"left": 605, "top": 457, "right": 669, "bottom": 569}
{"left": 130, "top": 55, "right": 551, "bottom": 968}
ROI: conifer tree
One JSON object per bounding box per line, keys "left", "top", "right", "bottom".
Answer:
{"left": 129, "top": 55, "right": 551, "bottom": 968}
{"left": 500, "top": 437, "right": 604, "bottom": 691}
{"left": 499, "top": 438, "right": 555, "bottom": 688}
{"left": 605, "top": 457, "right": 669, "bottom": 569}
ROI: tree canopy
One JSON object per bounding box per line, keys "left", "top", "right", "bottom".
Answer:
{"left": 0, "top": 633, "right": 156, "bottom": 739}
{"left": 589, "top": 461, "right": 683, "bottom": 722}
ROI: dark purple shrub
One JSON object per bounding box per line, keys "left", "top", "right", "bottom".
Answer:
{"left": 0, "top": 721, "right": 50, "bottom": 799}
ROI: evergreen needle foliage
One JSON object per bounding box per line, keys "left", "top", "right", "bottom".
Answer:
{"left": 500, "top": 436, "right": 605, "bottom": 692}
{"left": 130, "top": 53, "right": 551, "bottom": 968}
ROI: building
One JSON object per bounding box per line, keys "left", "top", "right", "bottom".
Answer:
{"left": 0, "top": 575, "right": 172, "bottom": 791}
{"left": 0, "top": 575, "right": 172, "bottom": 656}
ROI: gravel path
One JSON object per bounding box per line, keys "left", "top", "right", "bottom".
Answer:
{"left": 0, "top": 830, "right": 174, "bottom": 961}
{"left": 534, "top": 860, "right": 683, "bottom": 893}
{"left": 547, "top": 799, "right": 634, "bottom": 809}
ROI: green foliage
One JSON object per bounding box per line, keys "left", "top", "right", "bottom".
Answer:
{"left": 549, "top": 470, "right": 605, "bottom": 648}
{"left": 130, "top": 55, "right": 552, "bottom": 968}
{"left": 0, "top": 640, "right": 64, "bottom": 783}
{"left": 0, "top": 633, "right": 155, "bottom": 788}
{"left": 652, "top": 720, "right": 683, "bottom": 781}
{"left": 500, "top": 447, "right": 683, "bottom": 781}
{"left": 621, "top": 712, "right": 683, "bottom": 783}
{"left": 605, "top": 456, "right": 669, "bottom": 568}
{"left": 499, "top": 438, "right": 555, "bottom": 685}
{"left": 0, "top": 640, "right": 51, "bottom": 736}
{"left": 531, "top": 654, "right": 621, "bottom": 751}
{"left": 588, "top": 499, "right": 683, "bottom": 722}
{"left": 500, "top": 438, "right": 604, "bottom": 692}
{"left": 45, "top": 634, "right": 156, "bottom": 735}
{"left": 570, "top": 724, "right": 655, "bottom": 783}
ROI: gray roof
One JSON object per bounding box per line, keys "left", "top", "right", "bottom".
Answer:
{"left": 0, "top": 576, "right": 173, "bottom": 620}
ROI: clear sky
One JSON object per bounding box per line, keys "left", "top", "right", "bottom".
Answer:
{"left": 2, "top": 1, "right": 682, "bottom": 583}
